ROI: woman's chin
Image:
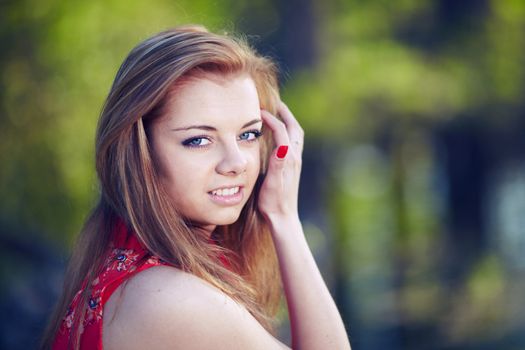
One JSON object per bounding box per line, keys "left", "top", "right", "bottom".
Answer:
{"left": 212, "top": 213, "right": 242, "bottom": 226}
{"left": 190, "top": 211, "right": 243, "bottom": 229}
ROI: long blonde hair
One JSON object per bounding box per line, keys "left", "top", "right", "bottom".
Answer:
{"left": 41, "top": 25, "right": 282, "bottom": 349}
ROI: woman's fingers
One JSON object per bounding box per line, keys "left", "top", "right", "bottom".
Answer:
{"left": 276, "top": 102, "right": 304, "bottom": 154}
{"left": 260, "top": 109, "right": 290, "bottom": 152}
{"left": 277, "top": 102, "right": 302, "bottom": 135}
{"left": 261, "top": 102, "right": 304, "bottom": 154}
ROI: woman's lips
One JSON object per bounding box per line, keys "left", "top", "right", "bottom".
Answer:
{"left": 208, "top": 186, "right": 244, "bottom": 206}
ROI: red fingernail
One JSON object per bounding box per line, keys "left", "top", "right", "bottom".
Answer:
{"left": 276, "top": 145, "right": 288, "bottom": 159}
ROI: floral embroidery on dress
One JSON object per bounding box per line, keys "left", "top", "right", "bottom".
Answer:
{"left": 53, "top": 224, "right": 170, "bottom": 350}
{"left": 146, "top": 255, "right": 165, "bottom": 265}
{"left": 108, "top": 248, "right": 141, "bottom": 272}
{"left": 81, "top": 248, "right": 142, "bottom": 327}
{"left": 84, "top": 289, "right": 103, "bottom": 326}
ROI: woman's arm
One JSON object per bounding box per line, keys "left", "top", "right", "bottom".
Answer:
{"left": 259, "top": 102, "right": 351, "bottom": 350}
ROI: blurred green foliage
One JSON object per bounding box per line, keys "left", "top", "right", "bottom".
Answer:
{"left": 284, "top": 0, "right": 525, "bottom": 136}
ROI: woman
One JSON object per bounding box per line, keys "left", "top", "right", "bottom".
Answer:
{"left": 41, "top": 25, "right": 351, "bottom": 349}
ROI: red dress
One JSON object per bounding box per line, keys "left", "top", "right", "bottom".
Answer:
{"left": 52, "top": 221, "right": 229, "bottom": 349}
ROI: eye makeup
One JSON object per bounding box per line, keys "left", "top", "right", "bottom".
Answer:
{"left": 181, "top": 129, "right": 263, "bottom": 149}
{"left": 181, "top": 136, "right": 212, "bottom": 148}
{"left": 239, "top": 129, "right": 263, "bottom": 141}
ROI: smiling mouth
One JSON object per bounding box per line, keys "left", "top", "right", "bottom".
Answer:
{"left": 208, "top": 186, "right": 244, "bottom": 206}
{"left": 209, "top": 186, "right": 241, "bottom": 197}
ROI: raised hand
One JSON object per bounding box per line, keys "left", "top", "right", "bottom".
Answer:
{"left": 258, "top": 101, "right": 304, "bottom": 223}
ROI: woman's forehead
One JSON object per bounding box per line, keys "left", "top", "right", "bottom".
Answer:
{"left": 161, "top": 74, "right": 261, "bottom": 128}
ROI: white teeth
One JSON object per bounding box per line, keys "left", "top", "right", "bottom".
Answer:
{"left": 211, "top": 186, "right": 239, "bottom": 196}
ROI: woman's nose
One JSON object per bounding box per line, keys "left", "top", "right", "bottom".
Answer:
{"left": 215, "top": 143, "right": 248, "bottom": 176}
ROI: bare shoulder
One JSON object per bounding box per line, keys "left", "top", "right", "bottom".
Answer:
{"left": 103, "top": 265, "right": 289, "bottom": 350}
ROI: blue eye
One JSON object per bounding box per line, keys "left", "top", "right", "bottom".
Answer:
{"left": 182, "top": 137, "right": 211, "bottom": 148}
{"left": 239, "top": 130, "right": 262, "bottom": 141}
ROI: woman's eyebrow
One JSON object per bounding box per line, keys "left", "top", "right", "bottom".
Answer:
{"left": 171, "top": 125, "right": 216, "bottom": 132}
{"left": 171, "top": 118, "right": 262, "bottom": 132}
{"left": 242, "top": 118, "right": 262, "bottom": 128}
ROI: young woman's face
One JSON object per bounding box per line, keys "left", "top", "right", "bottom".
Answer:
{"left": 149, "top": 74, "right": 262, "bottom": 231}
